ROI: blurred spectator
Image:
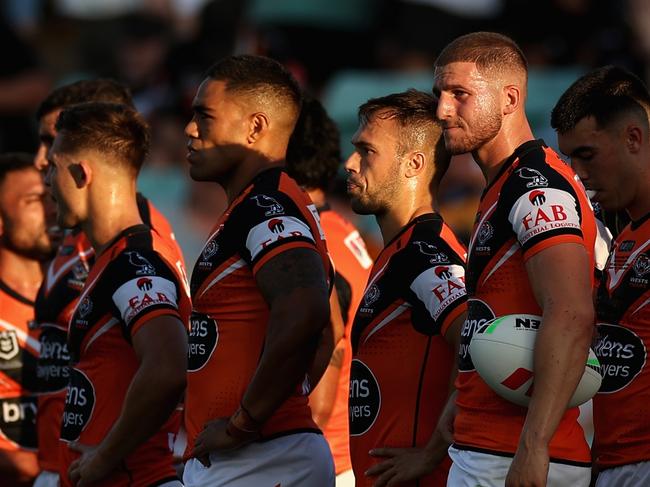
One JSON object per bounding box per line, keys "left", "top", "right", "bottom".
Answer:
{"left": 0, "top": 13, "right": 50, "bottom": 152}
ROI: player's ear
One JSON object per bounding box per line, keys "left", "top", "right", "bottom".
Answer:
{"left": 247, "top": 112, "right": 270, "bottom": 144}
{"left": 404, "top": 151, "right": 426, "bottom": 178}
{"left": 71, "top": 160, "right": 92, "bottom": 189}
{"left": 626, "top": 124, "right": 643, "bottom": 154}
{"left": 503, "top": 84, "right": 521, "bottom": 115}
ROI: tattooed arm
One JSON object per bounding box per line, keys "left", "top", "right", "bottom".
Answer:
{"left": 242, "top": 247, "right": 331, "bottom": 424}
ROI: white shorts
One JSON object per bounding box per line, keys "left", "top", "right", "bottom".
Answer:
{"left": 447, "top": 446, "right": 591, "bottom": 487}
{"left": 336, "top": 469, "right": 355, "bottom": 487}
{"left": 33, "top": 471, "right": 59, "bottom": 487}
{"left": 183, "top": 432, "right": 335, "bottom": 487}
{"left": 596, "top": 461, "right": 650, "bottom": 486}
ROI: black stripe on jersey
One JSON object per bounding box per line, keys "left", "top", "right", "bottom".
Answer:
{"left": 452, "top": 443, "right": 592, "bottom": 468}
{"left": 0, "top": 279, "right": 35, "bottom": 306}
{"left": 521, "top": 227, "right": 583, "bottom": 253}
{"left": 136, "top": 192, "right": 152, "bottom": 227}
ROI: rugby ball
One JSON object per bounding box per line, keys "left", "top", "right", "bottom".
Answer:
{"left": 470, "top": 314, "right": 602, "bottom": 408}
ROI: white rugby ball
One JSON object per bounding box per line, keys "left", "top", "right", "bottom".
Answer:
{"left": 470, "top": 314, "right": 602, "bottom": 408}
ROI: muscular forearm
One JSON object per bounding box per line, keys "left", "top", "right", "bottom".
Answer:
{"left": 242, "top": 300, "right": 328, "bottom": 424}
{"left": 95, "top": 360, "right": 185, "bottom": 462}
{"left": 309, "top": 341, "right": 345, "bottom": 428}
{"left": 520, "top": 308, "right": 592, "bottom": 448}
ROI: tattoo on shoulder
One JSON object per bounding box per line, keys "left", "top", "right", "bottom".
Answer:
{"left": 256, "top": 248, "right": 329, "bottom": 304}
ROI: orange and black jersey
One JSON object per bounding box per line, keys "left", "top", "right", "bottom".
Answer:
{"left": 456, "top": 139, "right": 597, "bottom": 465}
{"left": 0, "top": 281, "right": 40, "bottom": 455}
{"left": 33, "top": 194, "right": 184, "bottom": 472}
{"left": 350, "top": 213, "right": 466, "bottom": 486}
{"left": 58, "top": 225, "right": 190, "bottom": 487}
{"left": 185, "top": 168, "right": 332, "bottom": 456}
{"left": 593, "top": 215, "right": 650, "bottom": 468}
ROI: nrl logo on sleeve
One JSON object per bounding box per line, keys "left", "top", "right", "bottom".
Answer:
{"left": 125, "top": 251, "right": 156, "bottom": 275}
{"left": 251, "top": 194, "right": 284, "bottom": 216}
{"left": 0, "top": 331, "right": 19, "bottom": 361}
{"left": 413, "top": 241, "right": 449, "bottom": 264}
{"left": 516, "top": 167, "right": 548, "bottom": 188}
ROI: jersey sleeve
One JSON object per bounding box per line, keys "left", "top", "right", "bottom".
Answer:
{"left": 404, "top": 240, "right": 468, "bottom": 336}
{"left": 506, "top": 170, "right": 584, "bottom": 259}
{"left": 238, "top": 189, "right": 321, "bottom": 273}
{"left": 109, "top": 249, "right": 183, "bottom": 337}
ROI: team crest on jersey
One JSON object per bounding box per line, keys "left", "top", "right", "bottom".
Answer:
{"left": 126, "top": 251, "right": 156, "bottom": 275}
{"left": 0, "top": 330, "right": 19, "bottom": 361}
{"left": 619, "top": 240, "right": 636, "bottom": 252}
{"left": 477, "top": 221, "right": 493, "bottom": 245}
{"left": 77, "top": 297, "right": 93, "bottom": 318}
{"left": 516, "top": 167, "right": 548, "bottom": 188}
{"left": 631, "top": 254, "right": 650, "bottom": 286}
{"left": 251, "top": 194, "right": 284, "bottom": 216}
{"left": 413, "top": 241, "right": 449, "bottom": 264}
{"left": 364, "top": 285, "right": 380, "bottom": 307}
{"left": 202, "top": 239, "right": 219, "bottom": 261}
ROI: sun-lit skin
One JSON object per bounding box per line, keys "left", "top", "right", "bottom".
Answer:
{"left": 558, "top": 115, "right": 650, "bottom": 220}
{"left": 34, "top": 108, "right": 60, "bottom": 171}
{"left": 433, "top": 62, "right": 532, "bottom": 184}
{"left": 345, "top": 111, "right": 434, "bottom": 242}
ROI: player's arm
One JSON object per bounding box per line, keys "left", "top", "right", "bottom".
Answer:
{"left": 309, "top": 287, "right": 345, "bottom": 428}
{"left": 242, "top": 247, "right": 330, "bottom": 422}
{"left": 68, "top": 315, "right": 188, "bottom": 486}
{"left": 366, "top": 313, "right": 465, "bottom": 487}
{"left": 506, "top": 243, "right": 594, "bottom": 487}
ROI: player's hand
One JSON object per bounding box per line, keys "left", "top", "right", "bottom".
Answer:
{"left": 366, "top": 446, "right": 442, "bottom": 486}
{"left": 436, "top": 393, "right": 457, "bottom": 444}
{"left": 191, "top": 417, "right": 249, "bottom": 467}
{"left": 505, "top": 442, "right": 549, "bottom": 487}
{"left": 68, "top": 441, "right": 117, "bottom": 487}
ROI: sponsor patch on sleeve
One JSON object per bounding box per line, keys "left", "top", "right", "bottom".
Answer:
{"left": 508, "top": 187, "right": 581, "bottom": 246}
{"left": 410, "top": 264, "right": 466, "bottom": 320}
{"left": 245, "top": 216, "right": 315, "bottom": 261}
{"left": 112, "top": 275, "right": 178, "bottom": 326}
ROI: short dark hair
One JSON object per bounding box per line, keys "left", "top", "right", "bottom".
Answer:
{"left": 0, "top": 152, "right": 36, "bottom": 186}
{"left": 435, "top": 32, "right": 528, "bottom": 79}
{"left": 551, "top": 65, "right": 650, "bottom": 133}
{"left": 286, "top": 96, "right": 341, "bottom": 191}
{"left": 205, "top": 54, "right": 302, "bottom": 119}
{"left": 55, "top": 103, "right": 149, "bottom": 173}
{"left": 36, "top": 78, "right": 134, "bottom": 120}
{"left": 358, "top": 89, "right": 450, "bottom": 187}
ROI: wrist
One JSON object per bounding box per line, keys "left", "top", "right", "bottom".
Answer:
{"left": 226, "top": 404, "right": 263, "bottom": 442}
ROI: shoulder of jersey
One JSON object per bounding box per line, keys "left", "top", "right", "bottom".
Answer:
{"left": 503, "top": 143, "right": 574, "bottom": 195}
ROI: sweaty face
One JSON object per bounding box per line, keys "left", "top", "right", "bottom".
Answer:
{"left": 558, "top": 116, "right": 641, "bottom": 212}
{"left": 185, "top": 79, "right": 249, "bottom": 183}
{"left": 434, "top": 62, "right": 502, "bottom": 155}
{"left": 0, "top": 168, "right": 54, "bottom": 260}
{"left": 344, "top": 114, "right": 403, "bottom": 215}
{"left": 46, "top": 136, "right": 86, "bottom": 230}
{"left": 34, "top": 109, "right": 60, "bottom": 171}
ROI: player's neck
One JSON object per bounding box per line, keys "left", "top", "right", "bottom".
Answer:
{"left": 0, "top": 247, "right": 43, "bottom": 300}
{"left": 627, "top": 180, "right": 650, "bottom": 221}
{"left": 473, "top": 118, "right": 534, "bottom": 185}
{"left": 83, "top": 192, "right": 143, "bottom": 255}
{"left": 223, "top": 157, "right": 284, "bottom": 204}
{"left": 378, "top": 200, "right": 435, "bottom": 244}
